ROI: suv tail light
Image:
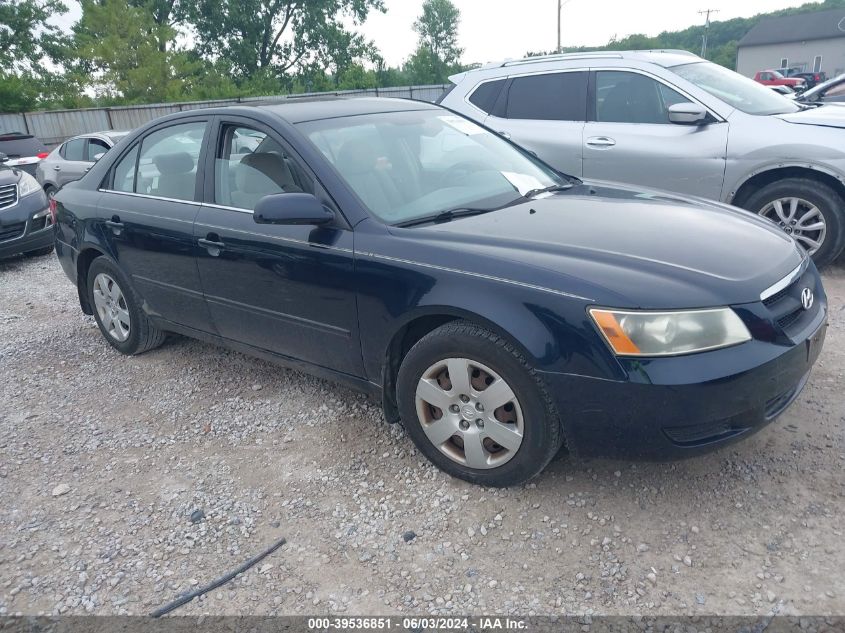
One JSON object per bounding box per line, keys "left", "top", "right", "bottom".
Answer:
{"left": 36, "top": 152, "right": 49, "bottom": 159}
{"left": 48, "top": 197, "right": 58, "bottom": 224}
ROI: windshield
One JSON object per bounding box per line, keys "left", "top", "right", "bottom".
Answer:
{"left": 297, "top": 110, "right": 566, "bottom": 225}
{"left": 671, "top": 62, "right": 801, "bottom": 116}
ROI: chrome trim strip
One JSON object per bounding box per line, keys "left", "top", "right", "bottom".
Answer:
{"left": 362, "top": 252, "right": 592, "bottom": 301}
{"left": 202, "top": 202, "right": 254, "bottom": 215}
{"left": 760, "top": 259, "right": 807, "bottom": 301}
{"left": 196, "top": 222, "right": 354, "bottom": 254}
{"left": 98, "top": 189, "right": 199, "bottom": 206}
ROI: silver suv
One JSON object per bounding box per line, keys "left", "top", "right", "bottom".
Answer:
{"left": 440, "top": 50, "right": 845, "bottom": 266}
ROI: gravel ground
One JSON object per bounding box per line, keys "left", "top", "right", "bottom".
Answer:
{"left": 1, "top": 252, "right": 843, "bottom": 618}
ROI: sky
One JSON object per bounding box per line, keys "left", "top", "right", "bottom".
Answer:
{"left": 57, "top": 0, "right": 816, "bottom": 67}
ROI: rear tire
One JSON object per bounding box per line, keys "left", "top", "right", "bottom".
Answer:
{"left": 396, "top": 321, "right": 563, "bottom": 487}
{"left": 741, "top": 178, "right": 845, "bottom": 267}
{"left": 86, "top": 257, "right": 166, "bottom": 355}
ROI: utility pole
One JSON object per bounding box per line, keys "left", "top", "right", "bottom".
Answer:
{"left": 557, "top": 0, "right": 562, "bottom": 53}
{"left": 698, "top": 8, "right": 719, "bottom": 58}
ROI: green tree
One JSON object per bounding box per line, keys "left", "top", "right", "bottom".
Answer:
{"left": 409, "top": 0, "right": 462, "bottom": 83}
{"left": 0, "top": 0, "right": 69, "bottom": 73}
{"left": 187, "top": 0, "right": 385, "bottom": 82}
{"left": 72, "top": 0, "right": 202, "bottom": 103}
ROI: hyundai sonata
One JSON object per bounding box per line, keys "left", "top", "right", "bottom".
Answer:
{"left": 53, "top": 98, "right": 827, "bottom": 486}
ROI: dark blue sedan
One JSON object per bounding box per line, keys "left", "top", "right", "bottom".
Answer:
{"left": 52, "top": 98, "right": 828, "bottom": 486}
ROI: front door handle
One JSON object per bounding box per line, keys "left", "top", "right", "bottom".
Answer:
{"left": 586, "top": 136, "right": 616, "bottom": 148}
{"left": 198, "top": 236, "right": 225, "bottom": 256}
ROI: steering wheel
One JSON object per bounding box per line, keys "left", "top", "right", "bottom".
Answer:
{"left": 442, "top": 160, "right": 492, "bottom": 186}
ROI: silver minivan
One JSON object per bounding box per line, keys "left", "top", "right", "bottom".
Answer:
{"left": 440, "top": 50, "right": 845, "bottom": 266}
{"left": 36, "top": 131, "right": 129, "bottom": 197}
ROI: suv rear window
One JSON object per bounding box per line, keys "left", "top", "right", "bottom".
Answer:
{"left": 505, "top": 72, "right": 587, "bottom": 121}
{"left": 468, "top": 79, "right": 506, "bottom": 114}
{"left": 0, "top": 133, "right": 47, "bottom": 159}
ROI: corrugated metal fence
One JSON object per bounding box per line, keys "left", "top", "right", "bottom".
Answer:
{"left": 0, "top": 84, "right": 449, "bottom": 146}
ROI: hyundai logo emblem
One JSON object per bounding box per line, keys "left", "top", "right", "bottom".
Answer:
{"left": 801, "top": 287, "right": 814, "bottom": 311}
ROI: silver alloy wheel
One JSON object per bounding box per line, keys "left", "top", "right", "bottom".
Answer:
{"left": 759, "top": 197, "right": 827, "bottom": 255}
{"left": 414, "top": 358, "right": 524, "bottom": 470}
{"left": 92, "top": 273, "right": 131, "bottom": 342}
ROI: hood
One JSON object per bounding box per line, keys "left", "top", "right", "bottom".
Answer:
{"left": 776, "top": 105, "right": 845, "bottom": 129}
{"left": 388, "top": 183, "right": 802, "bottom": 309}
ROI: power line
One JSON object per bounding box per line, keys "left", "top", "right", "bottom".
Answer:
{"left": 698, "top": 8, "right": 720, "bottom": 58}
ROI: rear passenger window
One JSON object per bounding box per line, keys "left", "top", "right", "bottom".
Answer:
{"left": 468, "top": 79, "right": 506, "bottom": 114}
{"left": 136, "top": 121, "right": 207, "bottom": 201}
{"left": 505, "top": 72, "right": 587, "bottom": 121}
{"left": 112, "top": 144, "right": 139, "bottom": 193}
{"left": 214, "top": 125, "right": 313, "bottom": 210}
{"left": 62, "top": 138, "right": 86, "bottom": 161}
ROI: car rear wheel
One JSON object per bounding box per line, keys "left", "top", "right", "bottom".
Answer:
{"left": 396, "top": 321, "right": 563, "bottom": 487}
{"left": 742, "top": 178, "right": 845, "bottom": 267}
{"left": 87, "top": 257, "right": 166, "bottom": 355}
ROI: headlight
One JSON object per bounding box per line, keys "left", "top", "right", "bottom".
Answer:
{"left": 17, "top": 171, "right": 41, "bottom": 198}
{"left": 589, "top": 307, "right": 751, "bottom": 356}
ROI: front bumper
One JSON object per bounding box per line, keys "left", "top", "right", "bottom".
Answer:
{"left": 541, "top": 305, "right": 827, "bottom": 461}
{"left": 0, "top": 191, "right": 53, "bottom": 259}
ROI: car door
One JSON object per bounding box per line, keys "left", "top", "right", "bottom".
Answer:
{"left": 55, "top": 138, "right": 91, "bottom": 187}
{"left": 97, "top": 118, "right": 214, "bottom": 333}
{"left": 582, "top": 70, "right": 729, "bottom": 200}
{"left": 193, "top": 117, "right": 363, "bottom": 376}
{"left": 481, "top": 71, "right": 587, "bottom": 177}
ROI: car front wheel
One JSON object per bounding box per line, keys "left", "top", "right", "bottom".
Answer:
{"left": 742, "top": 178, "right": 845, "bottom": 267}
{"left": 396, "top": 321, "right": 563, "bottom": 487}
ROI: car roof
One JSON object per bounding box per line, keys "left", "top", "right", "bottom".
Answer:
{"left": 68, "top": 130, "right": 131, "bottom": 143}
{"left": 216, "top": 97, "right": 440, "bottom": 124}
{"left": 450, "top": 49, "right": 702, "bottom": 83}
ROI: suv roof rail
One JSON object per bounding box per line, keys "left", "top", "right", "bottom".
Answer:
{"left": 501, "top": 52, "right": 624, "bottom": 67}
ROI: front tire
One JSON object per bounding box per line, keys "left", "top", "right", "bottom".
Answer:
{"left": 86, "top": 257, "right": 166, "bottom": 355}
{"left": 741, "top": 178, "right": 845, "bottom": 267}
{"left": 396, "top": 321, "right": 563, "bottom": 487}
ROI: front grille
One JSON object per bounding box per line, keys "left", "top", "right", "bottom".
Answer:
{"left": 663, "top": 420, "right": 739, "bottom": 445}
{"left": 0, "top": 184, "right": 17, "bottom": 210}
{"left": 762, "top": 264, "right": 819, "bottom": 339}
{"left": 0, "top": 222, "right": 25, "bottom": 242}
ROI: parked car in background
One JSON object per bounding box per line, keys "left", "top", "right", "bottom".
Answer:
{"left": 779, "top": 67, "right": 827, "bottom": 89}
{"left": 0, "top": 152, "right": 53, "bottom": 259}
{"left": 754, "top": 70, "right": 806, "bottom": 90}
{"left": 36, "top": 131, "right": 129, "bottom": 197}
{"left": 0, "top": 131, "right": 49, "bottom": 176}
{"left": 440, "top": 50, "right": 845, "bottom": 266}
{"left": 769, "top": 85, "right": 797, "bottom": 97}
{"left": 53, "top": 99, "right": 827, "bottom": 485}
{"left": 796, "top": 73, "right": 845, "bottom": 105}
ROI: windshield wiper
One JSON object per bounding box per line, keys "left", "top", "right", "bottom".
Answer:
{"left": 523, "top": 183, "right": 575, "bottom": 199}
{"left": 393, "top": 207, "right": 497, "bottom": 228}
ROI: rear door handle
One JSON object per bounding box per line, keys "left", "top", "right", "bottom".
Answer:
{"left": 498, "top": 130, "right": 512, "bottom": 139}
{"left": 105, "top": 218, "right": 124, "bottom": 235}
{"left": 53, "top": 165, "right": 61, "bottom": 171}
{"left": 586, "top": 136, "right": 616, "bottom": 148}
{"left": 198, "top": 236, "right": 225, "bottom": 256}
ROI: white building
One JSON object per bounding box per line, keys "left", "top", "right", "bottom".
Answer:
{"left": 736, "top": 8, "right": 845, "bottom": 78}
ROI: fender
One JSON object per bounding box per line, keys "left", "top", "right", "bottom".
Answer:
{"left": 725, "top": 160, "right": 845, "bottom": 204}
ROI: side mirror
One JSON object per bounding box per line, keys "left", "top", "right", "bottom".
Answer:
{"left": 93, "top": 152, "right": 105, "bottom": 161}
{"left": 0, "top": 152, "right": 7, "bottom": 163}
{"left": 668, "top": 102, "right": 709, "bottom": 125}
{"left": 253, "top": 192, "right": 334, "bottom": 225}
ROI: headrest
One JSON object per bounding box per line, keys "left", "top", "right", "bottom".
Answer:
{"left": 335, "top": 139, "right": 380, "bottom": 176}
{"left": 153, "top": 151, "right": 194, "bottom": 174}
{"left": 240, "top": 152, "right": 295, "bottom": 189}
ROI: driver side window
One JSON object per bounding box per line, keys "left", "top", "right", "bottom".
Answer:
{"left": 214, "top": 124, "right": 313, "bottom": 211}
{"left": 596, "top": 71, "right": 692, "bottom": 124}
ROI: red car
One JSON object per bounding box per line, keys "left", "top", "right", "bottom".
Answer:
{"left": 754, "top": 70, "right": 806, "bottom": 90}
